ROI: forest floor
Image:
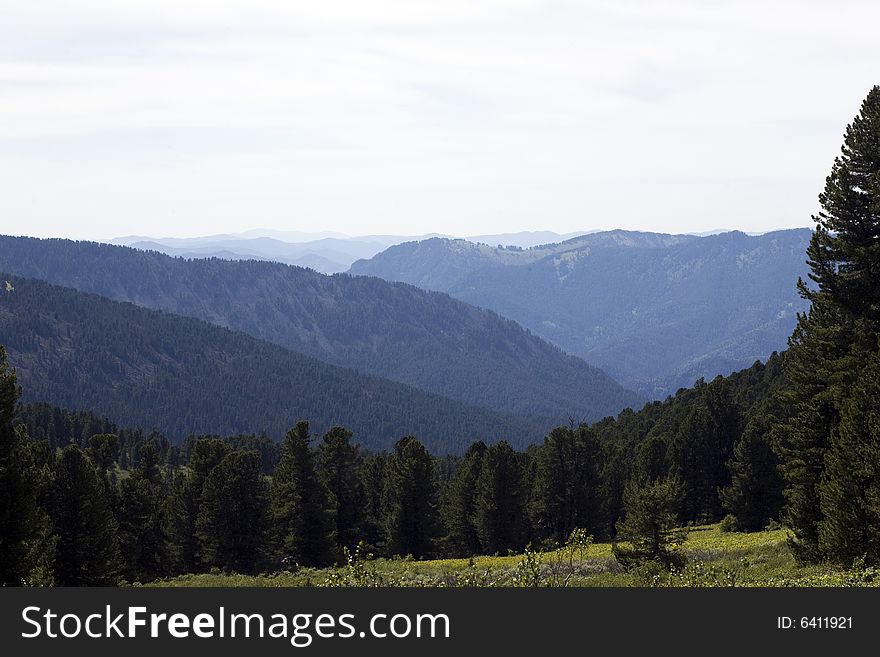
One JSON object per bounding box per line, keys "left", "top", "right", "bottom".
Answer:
{"left": 147, "top": 524, "right": 880, "bottom": 587}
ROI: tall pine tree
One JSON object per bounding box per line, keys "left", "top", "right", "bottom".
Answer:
{"left": 530, "top": 426, "right": 605, "bottom": 544}
{"left": 50, "top": 444, "right": 122, "bottom": 585}
{"left": 720, "top": 413, "right": 784, "bottom": 532}
{"left": 196, "top": 450, "right": 270, "bottom": 573}
{"left": 117, "top": 443, "right": 168, "bottom": 581}
{"left": 778, "top": 86, "right": 880, "bottom": 563}
{"left": 382, "top": 436, "right": 439, "bottom": 558}
{"left": 473, "top": 440, "right": 527, "bottom": 554}
{"left": 441, "top": 441, "right": 487, "bottom": 555}
{"left": 818, "top": 349, "right": 880, "bottom": 564}
{"left": 317, "top": 426, "right": 365, "bottom": 553}
{"left": 359, "top": 451, "right": 388, "bottom": 552}
{"left": 0, "top": 347, "right": 55, "bottom": 586}
{"left": 165, "top": 438, "right": 231, "bottom": 572}
{"left": 271, "top": 421, "right": 334, "bottom": 567}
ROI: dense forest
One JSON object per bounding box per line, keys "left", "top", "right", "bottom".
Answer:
{"left": 0, "top": 341, "right": 785, "bottom": 584}
{"left": 0, "top": 276, "right": 555, "bottom": 453}
{"left": 0, "top": 235, "right": 641, "bottom": 421}
{"left": 1, "top": 85, "right": 878, "bottom": 587}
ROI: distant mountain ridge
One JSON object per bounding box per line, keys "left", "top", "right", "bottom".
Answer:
{"left": 118, "top": 235, "right": 403, "bottom": 274}
{"left": 349, "top": 228, "right": 813, "bottom": 397}
{"left": 109, "top": 230, "right": 595, "bottom": 273}
{"left": 0, "top": 274, "right": 553, "bottom": 453}
{"left": 0, "top": 235, "right": 642, "bottom": 423}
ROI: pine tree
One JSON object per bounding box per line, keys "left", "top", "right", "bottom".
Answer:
{"left": 776, "top": 304, "right": 847, "bottom": 561}
{"left": 0, "top": 347, "right": 56, "bottom": 585}
{"left": 317, "top": 426, "right": 365, "bottom": 553}
{"left": 720, "top": 414, "right": 784, "bottom": 532}
{"left": 382, "top": 436, "right": 439, "bottom": 558}
{"left": 165, "top": 438, "right": 231, "bottom": 572}
{"left": 359, "top": 452, "right": 388, "bottom": 552}
{"left": 778, "top": 86, "right": 880, "bottom": 563}
{"left": 117, "top": 443, "right": 168, "bottom": 581}
{"left": 807, "top": 86, "right": 880, "bottom": 326}
{"left": 270, "top": 421, "right": 334, "bottom": 567}
{"left": 634, "top": 434, "right": 669, "bottom": 484}
{"left": 669, "top": 380, "right": 739, "bottom": 524}
{"left": 165, "top": 470, "right": 199, "bottom": 573}
{"left": 530, "top": 426, "right": 605, "bottom": 544}
{"left": 87, "top": 433, "right": 119, "bottom": 473}
{"left": 195, "top": 450, "right": 270, "bottom": 573}
{"left": 50, "top": 444, "right": 122, "bottom": 585}
{"left": 473, "top": 440, "right": 527, "bottom": 554}
{"left": 441, "top": 441, "right": 486, "bottom": 555}
{"left": 818, "top": 349, "right": 880, "bottom": 565}
{"left": 612, "top": 477, "right": 686, "bottom": 570}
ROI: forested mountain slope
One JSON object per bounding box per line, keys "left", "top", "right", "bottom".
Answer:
{"left": 350, "top": 229, "right": 811, "bottom": 397}
{"left": 0, "top": 275, "right": 554, "bottom": 453}
{"left": 0, "top": 236, "right": 641, "bottom": 421}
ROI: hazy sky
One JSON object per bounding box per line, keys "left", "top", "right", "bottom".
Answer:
{"left": 1, "top": 0, "right": 878, "bottom": 240}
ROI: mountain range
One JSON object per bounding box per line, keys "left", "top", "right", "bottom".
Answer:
{"left": 110, "top": 230, "right": 592, "bottom": 274}
{"left": 0, "top": 235, "right": 641, "bottom": 424}
{"left": 350, "top": 229, "right": 813, "bottom": 397}
{"left": 0, "top": 274, "right": 554, "bottom": 452}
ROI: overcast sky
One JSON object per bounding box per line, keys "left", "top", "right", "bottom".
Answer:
{"left": 1, "top": 0, "right": 878, "bottom": 240}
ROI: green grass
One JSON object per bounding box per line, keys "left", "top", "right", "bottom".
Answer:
{"left": 145, "top": 524, "right": 879, "bottom": 587}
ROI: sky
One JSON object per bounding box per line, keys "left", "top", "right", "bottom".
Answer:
{"left": 1, "top": 0, "right": 878, "bottom": 241}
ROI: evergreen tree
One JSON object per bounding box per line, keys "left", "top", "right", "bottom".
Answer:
{"left": 87, "top": 433, "right": 119, "bottom": 473}
{"left": 359, "top": 451, "right": 387, "bottom": 552}
{"left": 441, "top": 441, "right": 487, "bottom": 555}
{"left": 805, "top": 86, "right": 880, "bottom": 326}
{"left": 117, "top": 443, "right": 168, "bottom": 581}
{"left": 165, "top": 470, "right": 199, "bottom": 573}
{"left": 474, "top": 440, "right": 527, "bottom": 554}
{"left": 613, "top": 477, "right": 686, "bottom": 570}
{"left": 778, "top": 86, "right": 880, "bottom": 563}
{"left": 0, "top": 347, "right": 55, "bottom": 585}
{"left": 50, "top": 444, "right": 122, "bottom": 585}
{"left": 317, "top": 426, "right": 365, "bottom": 552}
{"left": 776, "top": 304, "right": 846, "bottom": 561}
{"left": 165, "top": 438, "right": 231, "bottom": 572}
{"left": 634, "top": 434, "right": 669, "bottom": 484}
{"left": 669, "top": 380, "right": 739, "bottom": 524}
{"left": 382, "top": 436, "right": 439, "bottom": 558}
{"left": 270, "top": 421, "right": 334, "bottom": 567}
{"left": 195, "top": 450, "right": 270, "bottom": 573}
{"left": 601, "top": 440, "right": 636, "bottom": 538}
{"left": 818, "top": 349, "right": 880, "bottom": 565}
{"left": 531, "top": 426, "right": 605, "bottom": 544}
{"left": 720, "top": 413, "right": 785, "bottom": 532}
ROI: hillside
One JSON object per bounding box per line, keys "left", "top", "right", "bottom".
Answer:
{"left": 0, "top": 236, "right": 642, "bottom": 421}
{"left": 0, "top": 275, "right": 555, "bottom": 453}
{"left": 350, "top": 229, "right": 812, "bottom": 397}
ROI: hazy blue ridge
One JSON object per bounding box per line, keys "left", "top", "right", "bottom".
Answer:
{"left": 0, "top": 273, "right": 563, "bottom": 454}
{"left": 0, "top": 235, "right": 642, "bottom": 421}
{"left": 349, "top": 228, "right": 812, "bottom": 397}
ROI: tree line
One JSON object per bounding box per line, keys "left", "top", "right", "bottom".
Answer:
{"left": 1, "top": 342, "right": 786, "bottom": 585}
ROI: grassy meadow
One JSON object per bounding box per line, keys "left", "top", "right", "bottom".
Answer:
{"left": 144, "top": 524, "right": 879, "bottom": 588}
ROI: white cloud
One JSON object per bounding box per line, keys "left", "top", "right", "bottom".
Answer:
{"left": 0, "top": 0, "right": 877, "bottom": 239}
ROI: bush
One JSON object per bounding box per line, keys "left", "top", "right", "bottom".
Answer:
{"left": 613, "top": 477, "right": 686, "bottom": 570}
{"left": 720, "top": 514, "right": 739, "bottom": 533}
